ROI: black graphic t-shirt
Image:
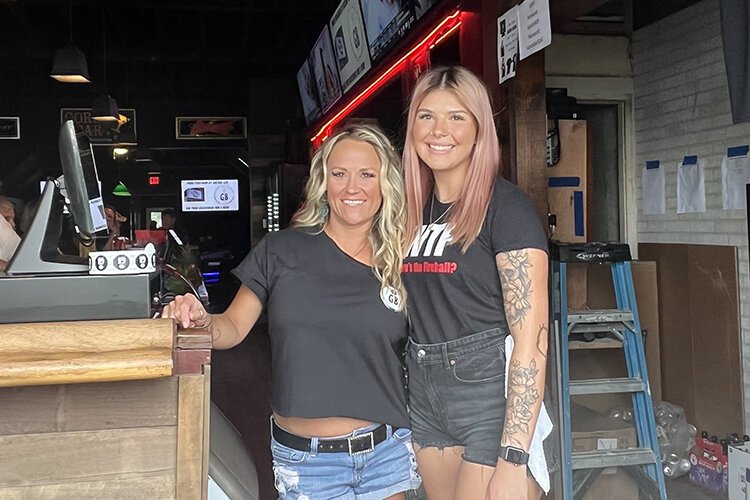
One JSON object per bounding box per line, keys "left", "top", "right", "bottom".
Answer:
{"left": 232, "top": 228, "right": 410, "bottom": 429}
{"left": 403, "top": 178, "right": 548, "bottom": 344}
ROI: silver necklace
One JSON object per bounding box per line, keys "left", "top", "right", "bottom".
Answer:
{"left": 429, "top": 193, "right": 453, "bottom": 225}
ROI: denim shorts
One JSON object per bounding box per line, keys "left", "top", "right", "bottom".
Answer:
{"left": 270, "top": 419, "right": 421, "bottom": 499}
{"left": 406, "top": 327, "right": 508, "bottom": 467}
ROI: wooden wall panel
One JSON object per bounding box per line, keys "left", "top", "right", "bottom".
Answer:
{"left": 0, "top": 473, "right": 175, "bottom": 499}
{"left": 639, "top": 243, "right": 742, "bottom": 435}
{"left": 0, "top": 378, "right": 179, "bottom": 436}
{"left": 0, "top": 427, "right": 177, "bottom": 487}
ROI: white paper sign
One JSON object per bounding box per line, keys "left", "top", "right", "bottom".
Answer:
{"left": 722, "top": 147, "right": 750, "bottom": 209}
{"left": 518, "top": 0, "right": 551, "bottom": 60}
{"left": 497, "top": 7, "right": 519, "bottom": 84}
{"left": 642, "top": 160, "right": 665, "bottom": 215}
{"left": 677, "top": 156, "right": 706, "bottom": 214}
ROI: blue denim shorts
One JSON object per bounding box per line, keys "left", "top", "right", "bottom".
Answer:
{"left": 270, "top": 419, "right": 421, "bottom": 499}
{"left": 406, "top": 328, "right": 508, "bottom": 467}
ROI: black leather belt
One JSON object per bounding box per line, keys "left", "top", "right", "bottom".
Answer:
{"left": 272, "top": 419, "right": 388, "bottom": 455}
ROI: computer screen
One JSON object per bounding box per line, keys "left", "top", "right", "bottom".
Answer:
{"left": 310, "top": 26, "right": 343, "bottom": 114}
{"left": 59, "top": 120, "right": 107, "bottom": 236}
{"left": 329, "top": 0, "right": 372, "bottom": 93}
{"left": 359, "top": 0, "right": 415, "bottom": 61}
{"left": 6, "top": 120, "right": 107, "bottom": 274}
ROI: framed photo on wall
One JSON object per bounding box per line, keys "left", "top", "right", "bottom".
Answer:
{"left": 0, "top": 117, "right": 20, "bottom": 139}
{"left": 175, "top": 116, "right": 247, "bottom": 140}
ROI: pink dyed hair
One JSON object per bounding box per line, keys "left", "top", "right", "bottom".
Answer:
{"left": 403, "top": 66, "right": 500, "bottom": 252}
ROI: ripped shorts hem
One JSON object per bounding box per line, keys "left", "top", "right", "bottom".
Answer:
{"left": 355, "top": 478, "right": 423, "bottom": 500}
{"left": 412, "top": 439, "right": 463, "bottom": 450}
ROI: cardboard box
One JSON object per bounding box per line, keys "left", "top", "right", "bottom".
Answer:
{"left": 689, "top": 435, "right": 727, "bottom": 493}
{"left": 567, "top": 261, "right": 662, "bottom": 413}
{"left": 728, "top": 442, "right": 750, "bottom": 500}
{"left": 572, "top": 417, "right": 639, "bottom": 500}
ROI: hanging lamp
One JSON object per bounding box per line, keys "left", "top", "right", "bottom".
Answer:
{"left": 50, "top": 1, "right": 90, "bottom": 83}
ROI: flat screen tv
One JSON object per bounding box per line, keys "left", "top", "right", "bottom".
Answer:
{"left": 180, "top": 179, "right": 239, "bottom": 212}
{"left": 310, "top": 26, "right": 343, "bottom": 114}
{"left": 329, "top": 0, "right": 372, "bottom": 93}
{"left": 359, "top": 0, "right": 415, "bottom": 61}
{"left": 297, "top": 59, "right": 322, "bottom": 126}
{"left": 7, "top": 120, "right": 107, "bottom": 274}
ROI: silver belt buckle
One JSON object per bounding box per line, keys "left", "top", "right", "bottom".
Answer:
{"left": 348, "top": 431, "right": 375, "bottom": 455}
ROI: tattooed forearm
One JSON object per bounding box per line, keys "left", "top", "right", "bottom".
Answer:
{"left": 497, "top": 250, "right": 533, "bottom": 328}
{"left": 537, "top": 324, "right": 548, "bottom": 359}
{"left": 502, "top": 359, "right": 541, "bottom": 448}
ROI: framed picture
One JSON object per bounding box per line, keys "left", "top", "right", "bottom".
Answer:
{"left": 175, "top": 116, "right": 247, "bottom": 140}
{"left": 0, "top": 117, "right": 20, "bottom": 140}
{"left": 60, "top": 108, "right": 137, "bottom": 145}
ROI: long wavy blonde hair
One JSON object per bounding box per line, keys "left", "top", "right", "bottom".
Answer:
{"left": 292, "top": 124, "right": 407, "bottom": 304}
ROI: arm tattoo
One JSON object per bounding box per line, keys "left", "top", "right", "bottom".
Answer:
{"left": 537, "top": 324, "right": 548, "bottom": 359}
{"left": 498, "top": 250, "right": 533, "bottom": 328}
{"left": 503, "top": 359, "right": 540, "bottom": 448}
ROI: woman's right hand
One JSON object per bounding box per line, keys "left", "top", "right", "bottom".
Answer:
{"left": 161, "top": 293, "right": 209, "bottom": 329}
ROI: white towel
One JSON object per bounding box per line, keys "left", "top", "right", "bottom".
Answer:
{"left": 504, "top": 335, "right": 553, "bottom": 493}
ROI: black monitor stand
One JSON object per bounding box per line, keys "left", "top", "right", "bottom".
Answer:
{"left": 6, "top": 179, "right": 88, "bottom": 275}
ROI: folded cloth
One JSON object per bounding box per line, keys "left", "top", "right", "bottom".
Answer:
{"left": 504, "top": 335, "right": 553, "bottom": 493}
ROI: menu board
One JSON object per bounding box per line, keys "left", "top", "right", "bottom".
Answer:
{"left": 310, "top": 26, "right": 343, "bottom": 114}
{"left": 297, "top": 59, "right": 322, "bottom": 125}
{"left": 329, "top": 0, "right": 372, "bottom": 93}
{"left": 359, "top": 0, "right": 415, "bottom": 61}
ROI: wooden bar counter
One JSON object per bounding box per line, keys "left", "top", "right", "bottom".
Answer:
{"left": 0, "top": 318, "right": 212, "bottom": 499}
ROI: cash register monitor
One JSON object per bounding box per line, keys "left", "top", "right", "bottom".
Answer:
{"left": 6, "top": 120, "right": 107, "bottom": 275}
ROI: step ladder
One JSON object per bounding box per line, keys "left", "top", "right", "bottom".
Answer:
{"left": 550, "top": 242, "right": 667, "bottom": 500}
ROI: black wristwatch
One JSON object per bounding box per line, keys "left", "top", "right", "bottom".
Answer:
{"left": 499, "top": 446, "right": 529, "bottom": 466}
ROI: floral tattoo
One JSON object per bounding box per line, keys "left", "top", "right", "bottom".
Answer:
{"left": 498, "top": 250, "right": 533, "bottom": 328}
{"left": 503, "top": 359, "right": 540, "bottom": 448}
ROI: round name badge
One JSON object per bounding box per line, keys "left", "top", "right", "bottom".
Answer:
{"left": 380, "top": 286, "right": 403, "bottom": 312}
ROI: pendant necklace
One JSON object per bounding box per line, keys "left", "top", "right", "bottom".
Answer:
{"left": 428, "top": 193, "right": 453, "bottom": 225}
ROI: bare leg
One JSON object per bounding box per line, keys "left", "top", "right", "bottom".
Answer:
{"left": 454, "top": 460, "right": 545, "bottom": 499}
{"left": 413, "top": 445, "right": 464, "bottom": 500}
{"left": 384, "top": 494, "right": 406, "bottom": 500}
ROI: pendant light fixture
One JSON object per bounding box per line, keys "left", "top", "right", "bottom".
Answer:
{"left": 91, "top": 8, "right": 120, "bottom": 122}
{"left": 50, "top": 0, "right": 90, "bottom": 83}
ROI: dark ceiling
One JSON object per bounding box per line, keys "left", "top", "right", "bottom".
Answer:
{"left": 0, "top": 0, "right": 343, "bottom": 82}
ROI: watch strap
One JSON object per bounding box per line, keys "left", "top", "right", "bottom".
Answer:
{"left": 499, "top": 445, "right": 529, "bottom": 465}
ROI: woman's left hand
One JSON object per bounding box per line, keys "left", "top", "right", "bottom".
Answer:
{"left": 486, "top": 461, "right": 528, "bottom": 500}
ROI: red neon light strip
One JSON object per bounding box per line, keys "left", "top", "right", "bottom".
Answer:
{"left": 312, "top": 10, "right": 462, "bottom": 144}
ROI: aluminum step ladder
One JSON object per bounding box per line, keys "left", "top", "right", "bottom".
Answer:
{"left": 550, "top": 242, "right": 667, "bottom": 500}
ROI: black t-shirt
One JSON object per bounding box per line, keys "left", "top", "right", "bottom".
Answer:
{"left": 403, "top": 178, "right": 548, "bottom": 344}
{"left": 232, "top": 228, "right": 410, "bottom": 429}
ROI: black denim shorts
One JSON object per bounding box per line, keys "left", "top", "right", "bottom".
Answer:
{"left": 406, "top": 327, "right": 508, "bottom": 467}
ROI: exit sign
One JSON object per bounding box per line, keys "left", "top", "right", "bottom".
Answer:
{"left": 148, "top": 175, "right": 160, "bottom": 185}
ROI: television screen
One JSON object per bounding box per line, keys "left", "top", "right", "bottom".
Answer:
{"left": 310, "top": 26, "right": 343, "bottom": 114}
{"left": 414, "top": 0, "right": 440, "bottom": 19}
{"left": 180, "top": 179, "right": 239, "bottom": 212}
{"left": 296, "top": 59, "right": 322, "bottom": 125}
{"left": 329, "top": 0, "right": 372, "bottom": 93}
{"left": 359, "top": 0, "right": 415, "bottom": 61}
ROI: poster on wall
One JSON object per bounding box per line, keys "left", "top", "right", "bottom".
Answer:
{"left": 0, "top": 117, "right": 20, "bottom": 139}
{"left": 497, "top": 6, "right": 519, "bottom": 84}
{"left": 359, "top": 0, "right": 415, "bottom": 62}
{"left": 60, "top": 108, "right": 137, "bottom": 145}
{"left": 297, "top": 60, "right": 322, "bottom": 125}
{"left": 311, "top": 26, "right": 343, "bottom": 114}
{"left": 329, "top": 0, "right": 372, "bottom": 93}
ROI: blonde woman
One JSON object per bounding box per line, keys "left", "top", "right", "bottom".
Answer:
{"left": 164, "top": 124, "right": 420, "bottom": 499}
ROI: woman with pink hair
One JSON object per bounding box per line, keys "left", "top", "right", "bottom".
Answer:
{"left": 402, "top": 66, "right": 551, "bottom": 499}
